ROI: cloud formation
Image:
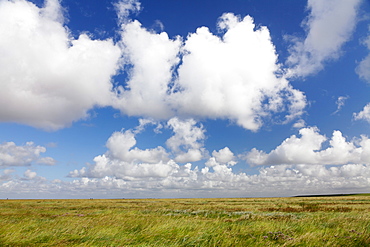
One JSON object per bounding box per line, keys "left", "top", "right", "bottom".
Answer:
{"left": 246, "top": 127, "right": 370, "bottom": 166}
{"left": 0, "top": 0, "right": 306, "bottom": 131}
{"left": 113, "top": 13, "right": 306, "bottom": 130}
{"left": 2, "top": 122, "right": 370, "bottom": 198}
{"left": 354, "top": 103, "right": 370, "bottom": 123}
{"left": 166, "top": 118, "right": 207, "bottom": 163}
{"left": 286, "top": 0, "right": 361, "bottom": 77}
{"left": 0, "top": 0, "right": 121, "bottom": 130}
{"left": 0, "top": 141, "right": 55, "bottom": 167}
{"left": 332, "top": 96, "right": 349, "bottom": 115}
{"left": 69, "top": 118, "right": 206, "bottom": 179}
{"left": 4, "top": 162, "right": 370, "bottom": 198}
{"left": 356, "top": 32, "right": 370, "bottom": 83}
{"left": 63, "top": 122, "right": 370, "bottom": 198}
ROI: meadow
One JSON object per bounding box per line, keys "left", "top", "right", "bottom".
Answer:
{"left": 0, "top": 195, "right": 369, "bottom": 246}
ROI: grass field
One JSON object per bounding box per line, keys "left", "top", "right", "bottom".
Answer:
{"left": 0, "top": 195, "right": 369, "bottom": 246}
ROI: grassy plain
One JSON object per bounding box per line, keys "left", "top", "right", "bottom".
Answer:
{"left": 0, "top": 195, "right": 369, "bottom": 246}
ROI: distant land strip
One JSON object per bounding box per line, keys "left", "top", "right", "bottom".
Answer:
{"left": 293, "top": 193, "right": 370, "bottom": 197}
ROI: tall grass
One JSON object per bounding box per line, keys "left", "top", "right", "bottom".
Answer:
{"left": 0, "top": 196, "right": 369, "bottom": 246}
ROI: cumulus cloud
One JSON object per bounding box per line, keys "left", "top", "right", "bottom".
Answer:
{"left": 286, "top": 0, "right": 361, "bottom": 77}
{"left": 23, "top": 169, "right": 38, "bottom": 180}
{"left": 2, "top": 122, "right": 370, "bottom": 198}
{"left": 211, "top": 147, "right": 236, "bottom": 165}
{"left": 166, "top": 118, "right": 207, "bottom": 163}
{"left": 115, "top": 0, "right": 141, "bottom": 24}
{"left": 0, "top": 0, "right": 121, "bottom": 130}
{"left": 0, "top": 141, "right": 56, "bottom": 167}
{"left": 354, "top": 103, "right": 370, "bottom": 123}
{"left": 106, "top": 130, "right": 170, "bottom": 164}
{"left": 70, "top": 117, "right": 207, "bottom": 179}
{"left": 5, "top": 162, "right": 370, "bottom": 198}
{"left": 113, "top": 12, "right": 306, "bottom": 131}
{"left": 0, "top": 0, "right": 307, "bottom": 131}
{"left": 245, "top": 127, "right": 370, "bottom": 166}
{"left": 173, "top": 13, "right": 306, "bottom": 130}
{"left": 113, "top": 20, "right": 182, "bottom": 119}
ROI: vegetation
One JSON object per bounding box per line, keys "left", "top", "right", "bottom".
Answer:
{"left": 0, "top": 195, "right": 369, "bottom": 246}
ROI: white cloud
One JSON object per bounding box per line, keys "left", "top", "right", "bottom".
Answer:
{"left": 115, "top": 0, "right": 141, "bottom": 24}
{"left": 106, "top": 130, "right": 170, "bottom": 164}
{"left": 293, "top": 119, "right": 306, "bottom": 129}
{"left": 24, "top": 169, "right": 37, "bottom": 180}
{"left": 0, "top": 0, "right": 121, "bottom": 130}
{"left": 356, "top": 31, "right": 370, "bottom": 83}
{"left": 211, "top": 147, "right": 236, "bottom": 165}
{"left": 245, "top": 127, "right": 370, "bottom": 166}
{"left": 173, "top": 13, "right": 306, "bottom": 130}
{"left": 0, "top": 169, "right": 14, "bottom": 182}
{"left": 166, "top": 118, "right": 207, "bottom": 163}
{"left": 2, "top": 122, "right": 370, "bottom": 198}
{"left": 4, "top": 162, "right": 370, "bottom": 199}
{"left": 113, "top": 20, "right": 182, "bottom": 119}
{"left": 0, "top": 1, "right": 306, "bottom": 131}
{"left": 113, "top": 13, "right": 306, "bottom": 131}
{"left": 0, "top": 141, "right": 56, "bottom": 167}
{"left": 354, "top": 103, "right": 370, "bottom": 123}
{"left": 332, "top": 96, "right": 349, "bottom": 115}
{"left": 286, "top": 0, "right": 361, "bottom": 77}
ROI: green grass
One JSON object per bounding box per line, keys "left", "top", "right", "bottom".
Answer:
{"left": 0, "top": 196, "right": 369, "bottom": 246}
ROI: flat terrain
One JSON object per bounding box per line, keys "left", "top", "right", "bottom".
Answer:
{"left": 0, "top": 195, "right": 369, "bottom": 246}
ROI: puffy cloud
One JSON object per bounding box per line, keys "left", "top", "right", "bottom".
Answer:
{"left": 173, "top": 13, "right": 306, "bottom": 130}
{"left": 3, "top": 123, "right": 370, "bottom": 198}
{"left": 23, "top": 169, "right": 37, "bottom": 180}
{"left": 106, "top": 130, "right": 170, "bottom": 164}
{"left": 245, "top": 127, "right": 370, "bottom": 166}
{"left": 211, "top": 147, "right": 236, "bottom": 165}
{"left": 0, "top": 0, "right": 121, "bottom": 130}
{"left": 75, "top": 155, "right": 179, "bottom": 179}
{"left": 113, "top": 20, "right": 182, "bottom": 119}
{"left": 0, "top": 0, "right": 306, "bottom": 131}
{"left": 166, "top": 118, "right": 207, "bottom": 163}
{"left": 354, "top": 103, "right": 370, "bottom": 123}
{"left": 0, "top": 141, "right": 55, "bottom": 167}
{"left": 69, "top": 121, "right": 176, "bottom": 179}
{"left": 70, "top": 117, "right": 207, "bottom": 179}
{"left": 113, "top": 12, "right": 306, "bottom": 131}
{"left": 5, "top": 162, "right": 370, "bottom": 198}
{"left": 286, "top": 0, "right": 361, "bottom": 77}
{"left": 115, "top": 0, "right": 141, "bottom": 24}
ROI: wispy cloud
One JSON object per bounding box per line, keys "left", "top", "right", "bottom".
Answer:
{"left": 332, "top": 96, "right": 349, "bottom": 115}
{"left": 356, "top": 29, "right": 370, "bottom": 83}
{"left": 286, "top": 0, "right": 362, "bottom": 77}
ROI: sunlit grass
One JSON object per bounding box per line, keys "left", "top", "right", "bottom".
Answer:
{"left": 0, "top": 195, "right": 369, "bottom": 246}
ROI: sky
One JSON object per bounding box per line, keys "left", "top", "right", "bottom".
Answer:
{"left": 1, "top": 0, "right": 370, "bottom": 199}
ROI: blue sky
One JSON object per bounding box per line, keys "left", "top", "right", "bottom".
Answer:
{"left": 1, "top": 0, "right": 370, "bottom": 199}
